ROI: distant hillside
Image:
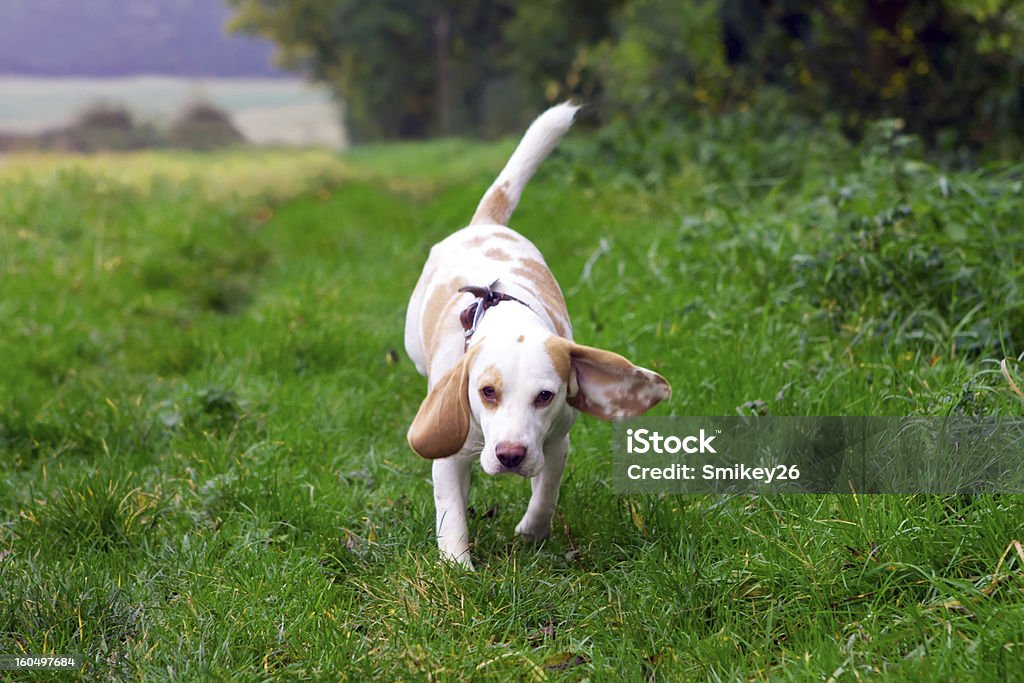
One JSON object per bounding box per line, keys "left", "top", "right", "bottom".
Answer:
{"left": 0, "top": 0, "right": 283, "bottom": 77}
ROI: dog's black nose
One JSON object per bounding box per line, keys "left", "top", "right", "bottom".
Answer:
{"left": 496, "top": 443, "right": 527, "bottom": 469}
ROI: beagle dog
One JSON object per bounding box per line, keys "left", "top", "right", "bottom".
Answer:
{"left": 404, "top": 103, "right": 671, "bottom": 568}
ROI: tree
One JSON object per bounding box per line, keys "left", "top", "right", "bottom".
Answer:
{"left": 226, "top": 0, "right": 617, "bottom": 141}
{"left": 229, "top": 0, "right": 1024, "bottom": 151}
{"left": 599, "top": 0, "right": 1024, "bottom": 151}
{"left": 228, "top": 0, "right": 528, "bottom": 141}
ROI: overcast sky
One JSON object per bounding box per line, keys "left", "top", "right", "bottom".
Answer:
{"left": 0, "top": 0, "right": 283, "bottom": 77}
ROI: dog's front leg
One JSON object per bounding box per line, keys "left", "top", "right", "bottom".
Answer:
{"left": 432, "top": 456, "right": 474, "bottom": 568}
{"left": 515, "top": 435, "right": 569, "bottom": 542}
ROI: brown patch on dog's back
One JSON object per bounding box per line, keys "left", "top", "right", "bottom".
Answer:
{"left": 485, "top": 247, "right": 512, "bottom": 261}
{"left": 422, "top": 276, "right": 467, "bottom": 365}
{"left": 471, "top": 181, "right": 512, "bottom": 226}
{"left": 517, "top": 335, "right": 525, "bottom": 343}
{"left": 511, "top": 258, "right": 570, "bottom": 337}
{"left": 463, "top": 229, "right": 522, "bottom": 250}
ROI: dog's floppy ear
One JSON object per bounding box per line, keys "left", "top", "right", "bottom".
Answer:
{"left": 548, "top": 337, "right": 671, "bottom": 420}
{"left": 408, "top": 346, "right": 481, "bottom": 459}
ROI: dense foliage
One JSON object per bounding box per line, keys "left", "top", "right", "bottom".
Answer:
{"left": 557, "top": 111, "right": 1024, "bottom": 371}
{"left": 228, "top": 0, "right": 1024, "bottom": 153}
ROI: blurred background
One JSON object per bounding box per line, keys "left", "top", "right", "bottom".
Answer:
{"left": 1, "top": 0, "right": 1021, "bottom": 157}
{"left": 0, "top": 0, "right": 346, "bottom": 151}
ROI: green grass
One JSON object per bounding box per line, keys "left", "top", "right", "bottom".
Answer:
{"left": 1, "top": 117, "right": 1023, "bottom": 681}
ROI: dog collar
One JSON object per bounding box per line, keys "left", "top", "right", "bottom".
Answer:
{"left": 459, "top": 280, "right": 534, "bottom": 350}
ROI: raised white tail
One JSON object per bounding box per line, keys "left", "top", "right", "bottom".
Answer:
{"left": 470, "top": 102, "right": 580, "bottom": 226}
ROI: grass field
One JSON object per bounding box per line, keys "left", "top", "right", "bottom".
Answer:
{"left": 1, "top": 115, "right": 1023, "bottom": 680}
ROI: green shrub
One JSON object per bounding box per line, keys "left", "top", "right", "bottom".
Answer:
{"left": 168, "top": 102, "right": 246, "bottom": 150}
{"left": 598, "top": 0, "right": 1024, "bottom": 155}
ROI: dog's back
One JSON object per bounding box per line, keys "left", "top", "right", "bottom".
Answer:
{"left": 405, "top": 103, "right": 580, "bottom": 379}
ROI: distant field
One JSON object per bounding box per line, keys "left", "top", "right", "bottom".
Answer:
{"left": 0, "top": 148, "right": 354, "bottom": 201}
{"left": 0, "top": 76, "right": 346, "bottom": 148}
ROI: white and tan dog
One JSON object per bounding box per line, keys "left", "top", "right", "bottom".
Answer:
{"left": 404, "top": 103, "right": 671, "bottom": 567}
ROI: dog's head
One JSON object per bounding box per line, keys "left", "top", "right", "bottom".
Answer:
{"left": 408, "top": 334, "right": 671, "bottom": 476}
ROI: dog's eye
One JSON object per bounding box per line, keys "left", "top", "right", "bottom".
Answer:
{"left": 534, "top": 390, "right": 555, "bottom": 407}
{"left": 480, "top": 386, "right": 498, "bottom": 402}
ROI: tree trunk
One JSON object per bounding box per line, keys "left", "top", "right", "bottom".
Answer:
{"left": 433, "top": 11, "right": 452, "bottom": 136}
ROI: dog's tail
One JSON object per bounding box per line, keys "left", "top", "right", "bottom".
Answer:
{"left": 470, "top": 101, "right": 580, "bottom": 226}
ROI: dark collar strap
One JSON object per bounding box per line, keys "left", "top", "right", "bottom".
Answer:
{"left": 458, "top": 280, "right": 533, "bottom": 349}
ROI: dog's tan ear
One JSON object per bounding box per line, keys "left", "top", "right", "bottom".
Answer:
{"left": 548, "top": 337, "right": 671, "bottom": 420}
{"left": 408, "top": 346, "right": 481, "bottom": 459}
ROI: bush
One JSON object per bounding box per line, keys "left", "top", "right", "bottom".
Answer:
{"left": 791, "top": 119, "right": 1024, "bottom": 357}
{"left": 0, "top": 101, "right": 247, "bottom": 153}
{"left": 167, "top": 102, "right": 246, "bottom": 150}
{"left": 556, "top": 105, "right": 1023, "bottom": 360}
{"left": 9, "top": 104, "right": 163, "bottom": 152}
{"left": 596, "top": 0, "right": 1024, "bottom": 155}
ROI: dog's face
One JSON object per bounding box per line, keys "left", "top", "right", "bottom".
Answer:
{"left": 468, "top": 333, "right": 574, "bottom": 477}
{"left": 407, "top": 334, "right": 671, "bottom": 474}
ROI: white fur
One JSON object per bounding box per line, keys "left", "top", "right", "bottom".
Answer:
{"left": 471, "top": 102, "right": 580, "bottom": 226}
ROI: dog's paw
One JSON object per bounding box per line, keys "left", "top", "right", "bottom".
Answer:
{"left": 439, "top": 546, "right": 475, "bottom": 570}
{"left": 514, "top": 516, "right": 552, "bottom": 543}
